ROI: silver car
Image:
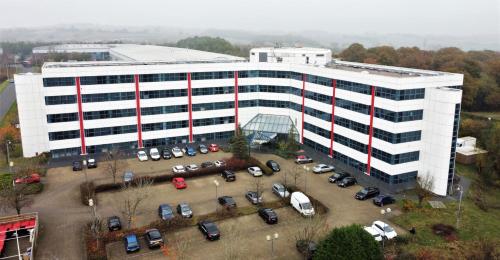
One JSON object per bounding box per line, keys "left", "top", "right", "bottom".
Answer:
{"left": 312, "top": 164, "right": 335, "bottom": 174}
{"left": 272, "top": 183, "right": 290, "bottom": 198}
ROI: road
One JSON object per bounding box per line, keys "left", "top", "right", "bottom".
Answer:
{"left": 0, "top": 82, "right": 16, "bottom": 122}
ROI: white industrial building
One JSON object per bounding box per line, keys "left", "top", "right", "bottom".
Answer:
{"left": 15, "top": 45, "right": 463, "bottom": 196}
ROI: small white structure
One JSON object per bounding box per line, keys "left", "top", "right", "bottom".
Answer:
{"left": 249, "top": 47, "right": 331, "bottom": 66}
{"left": 456, "top": 136, "right": 488, "bottom": 164}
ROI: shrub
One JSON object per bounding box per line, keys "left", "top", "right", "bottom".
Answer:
{"left": 24, "top": 183, "right": 43, "bottom": 194}
{"left": 248, "top": 157, "right": 274, "bottom": 176}
{"left": 432, "top": 224, "right": 457, "bottom": 241}
{"left": 401, "top": 199, "right": 416, "bottom": 212}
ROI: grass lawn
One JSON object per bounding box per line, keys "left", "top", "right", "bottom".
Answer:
{"left": 462, "top": 111, "right": 500, "bottom": 121}
{"left": 0, "top": 80, "right": 9, "bottom": 94}
{"left": 0, "top": 102, "right": 17, "bottom": 127}
{"left": 391, "top": 163, "right": 500, "bottom": 257}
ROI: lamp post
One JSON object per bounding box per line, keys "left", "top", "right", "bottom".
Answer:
{"left": 380, "top": 207, "right": 392, "bottom": 250}
{"left": 266, "top": 232, "right": 279, "bottom": 258}
{"left": 302, "top": 165, "right": 310, "bottom": 193}
{"left": 213, "top": 180, "right": 219, "bottom": 212}
{"left": 6, "top": 140, "right": 12, "bottom": 172}
{"left": 456, "top": 184, "right": 464, "bottom": 229}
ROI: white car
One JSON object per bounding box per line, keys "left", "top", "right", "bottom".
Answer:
{"left": 371, "top": 221, "right": 398, "bottom": 240}
{"left": 137, "top": 151, "right": 148, "bottom": 161}
{"left": 172, "top": 165, "right": 186, "bottom": 174}
{"left": 363, "top": 226, "right": 383, "bottom": 242}
{"left": 171, "top": 147, "right": 184, "bottom": 158}
{"left": 312, "top": 164, "right": 335, "bottom": 174}
{"left": 247, "top": 167, "right": 263, "bottom": 177}
{"left": 185, "top": 164, "right": 199, "bottom": 172}
{"left": 149, "top": 148, "right": 161, "bottom": 161}
{"left": 214, "top": 160, "right": 226, "bottom": 167}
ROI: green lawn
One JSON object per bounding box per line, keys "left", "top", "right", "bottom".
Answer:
{"left": 462, "top": 111, "right": 500, "bottom": 121}
{"left": 0, "top": 80, "right": 9, "bottom": 94}
{"left": 0, "top": 102, "right": 18, "bottom": 127}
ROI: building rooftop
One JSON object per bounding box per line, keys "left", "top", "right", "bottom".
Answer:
{"left": 251, "top": 47, "right": 330, "bottom": 54}
{"left": 327, "top": 59, "right": 445, "bottom": 78}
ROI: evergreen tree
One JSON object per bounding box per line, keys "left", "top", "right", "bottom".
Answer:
{"left": 231, "top": 125, "right": 249, "bottom": 160}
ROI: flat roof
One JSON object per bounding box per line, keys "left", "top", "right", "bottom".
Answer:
{"left": 251, "top": 47, "right": 330, "bottom": 54}
{"left": 327, "top": 60, "right": 445, "bottom": 78}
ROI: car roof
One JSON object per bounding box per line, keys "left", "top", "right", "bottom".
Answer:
{"left": 273, "top": 183, "right": 284, "bottom": 187}
{"left": 173, "top": 177, "right": 185, "bottom": 181}
{"left": 126, "top": 234, "right": 138, "bottom": 241}
{"left": 373, "top": 220, "right": 388, "bottom": 226}
{"left": 363, "top": 226, "right": 379, "bottom": 235}
{"left": 160, "top": 204, "right": 172, "bottom": 209}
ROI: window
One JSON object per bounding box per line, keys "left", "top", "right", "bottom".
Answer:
{"left": 47, "top": 113, "right": 78, "bottom": 123}
{"left": 82, "top": 92, "right": 135, "bottom": 103}
{"left": 43, "top": 77, "right": 75, "bottom": 87}
{"left": 49, "top": 130, "right": 80, "bottom": 141}
{"left": 193, "top": 116, "right": 234, "bottom": 127}
{"left": 45, "top": 95, "right": 76, "bottom": 105}
{"left": 80, "top": 75, "right": 134, "bottom": 85}
{"left": 141, "top": 105, "right": 188, "bottom": 115}
{"left": 192, "top": 86, "right": 233, "bottom": 96}
{"left": 85, "top": 125, "right": 137, "bottom": 137}
{"left": 140, "top": 89, "right": 187, "bottom": 99}
{"left": 192, "top": 102, "right": 234, "bottom": 112}
{"left": 83, "top": 109, "right": 136, "bottom": 120}
{"left": 191, "top": 71, "right": 234, "bottom": 80}
{"left": 139, "top": 73, "right": 187, "bottom": 82}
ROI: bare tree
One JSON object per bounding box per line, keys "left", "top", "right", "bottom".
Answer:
{"left": 294, "top": 215, "right": 329, "bottom": 244}
{"left": 222, "top": 223, "right": 246, "bottom": 259}
{"left": 251, "top": 177, "right": 265, "bottom": 204}
{"left": 0, "top": 165, "right": 36, "bottom": 215}
{"left": 290, "top": 165, "right": 303, "bottom": 188}
{"left": 119, "top": 177, "right": 153, "bottom": 229}
{"left": 416, "top": 174, "right": 434, "bottom": 207}
{"left": 168, "top": 233, "right": 192, "bottom": 260}
{"left": 104, "top": 148, "right": 127, "bottom": 184}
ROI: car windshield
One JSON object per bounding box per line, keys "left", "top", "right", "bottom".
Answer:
{"left": 301, "top": 202, "right": 312, "bottom": 210}
{"left": 360, "top": 189, "right": 368, "bottom": 194}
{"left": 125, "top": 172, "right": 133, "bottom": 177}
{"left": 205, "top": 223, "right": 218, "bottom": 233}
{"left": 149, "top": 230, "right": 162, "bottom": 239}
{"left": 162, "top": 207, "right": 172, "bottom": 214}
{"left": 333, "top": 173, "right": 341, "bottom": 178}
{"left": 110, "top": 218, "right": 119, "bottom": 224}
{"left": 173, "top": 148, "right": 180, "bottom": 152}
{"left": 181, "top": 205, "right": 191, "bottom": 212}
{"left": 383, "top": 225, "right": 394, "bottom": 233}
{"left": 127, "top": 237, "right": 138, "bottom": 246}
{"left": 225, "top": 197, "right": 235, "bottom": 204}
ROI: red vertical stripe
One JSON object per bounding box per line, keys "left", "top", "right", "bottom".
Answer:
{"left": 134, "top": 75, "right": 143, "bottom": 148}
{"left": 234, "top": 71, "right": 239, "bottom": 131}
{"left": 301, "top": 74, "right": 306, "bottom": 144}
{"left": 187, "top": 73, "right": 193, "bottom": 143}
{"left": 366, "top": 85, "right": 376, "bottom": 175}
{"left": 75, "top": 77, "right": 86, "bottom": 155}
{"left": 329, "top": 79, "right": 337, "bottom": 157}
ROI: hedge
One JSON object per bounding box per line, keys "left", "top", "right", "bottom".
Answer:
{"left": 248, "top": 157, "right": 274, "bottom": 176}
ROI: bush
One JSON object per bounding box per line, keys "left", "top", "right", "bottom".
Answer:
{"left": 24, "top": 183, "right": 43, "bottom": 194}
{"left": 432, "top": 224, "right": 457, "bottom": 241}
{"left": 247, "top": 157, "right": 273, "bottom": 176}
{"left": 401, "top": 199, "right": 416, "bottom": 212}
{"left": 314, "top": 224, "right": 383, "bottom": 260}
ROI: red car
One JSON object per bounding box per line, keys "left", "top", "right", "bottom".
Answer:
{"left": 208, "top": 144, "right": 219, "bottom": 152}
{"left": 294, "top": 155, "right": 313, "bottom": 164}
{"left": 172, "top": 177, "right": 187, "bottom": 189}
{"left": 15, "top": 173, "right": 41, "bottom": 184}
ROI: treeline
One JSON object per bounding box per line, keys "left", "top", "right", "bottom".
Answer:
{"left": 338, "top": 43, "right": 500, "bottom": 112}
{"left": 174, "top": 36, "right": 251, "bottom": 58}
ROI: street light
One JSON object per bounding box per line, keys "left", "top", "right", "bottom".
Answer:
{"left": 213, "top": 180, "right": 219, "bottom": 212}
{"left": 266, "top": 232, "right": 279, "bottom": 258}
{"left": 456, "top": 184, "right": 464, "bottom": 229}
{"left": 380, "top": 207, "right": 392, "bottom": 250}
{"left": 302, "top": 165, "right": 310, "bottom": 193}
{"left": 6, "top": 140, "right": 12, "bottom": 172}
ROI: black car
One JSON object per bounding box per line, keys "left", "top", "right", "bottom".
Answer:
{"left": 218, "top": 196, "right": 237, "bottom": 208}
{"left": 296, "top": 240, "right": 317, "bottom": 260}
{"left": 201, "top": 161, "right": 215, "bottom": 168}
{"left": 355, "top": 187, "right": 380, "bottom": 200}
{"left": 373, "top": 195, "right": 396, "bottom": 207}
{"left": 221, "top": 170, "right": 236, "bottom": 182}
{"left": 87, "top": 158, "right": 97, "bottom": 168}
{"left": 337, "top": 176, "right": 357, "bottom": 187}
{"left": 107, "top": 216, "right": 122, "bottom": 231}
{"left": 266, "top": 160, "right": 280, "bottom": 172}
{"left": 72, "top": 161, "right": 82, "bottom": 171}
{"left": 328, "top": 172, "right": 350, "bottom": 183}
{"left": 258, "top": 208, "right": 278, "bottom": 224}
{"left": 162, "top": 149, "right": 172, "bottom": 159}
{"left": 144, "top": 229, "right": 164, "bottom": 249}
{"left": 198, "top": 220, "right": 220, "bottom": 241}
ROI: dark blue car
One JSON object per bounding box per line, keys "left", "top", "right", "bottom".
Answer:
{"left": 183, "top": 146, "right": 197, "bottom": 156}
{"left": 158, "top": 204, "right": 174, "bottom": 220}
{"left": 123, "top": 234, "right": 140, "bottom": 253}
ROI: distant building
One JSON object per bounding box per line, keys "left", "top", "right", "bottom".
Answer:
{"left": 15, "top": 44, "right": 463, "bottom": 196}
{"left": 456, "top": 136, "right": 488, "bottom": 164}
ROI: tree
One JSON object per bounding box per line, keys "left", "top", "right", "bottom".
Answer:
{"left": 289, "top": 165, "right": 304, "bottom": 188}
{"left": 294, "top": 215, "right": 329, "bottom": 245}
{"left": 104, "top": 148, "right": 127, "bottom": 184}
{"left": 231, "top": 125, "right": 249, "bottom": 160}
{"left": 119, "top": 177, "right": 153, "bottom": 229}
{"left": 314, "top": 224, "right": 382, "bottom": 260}
{"left": 250, "top": 177, "right": 264, "bottom": 204}
{"left": 0, "top": 165, "right": 35, "bottom": 215}
{"left": 339, "top": 43, "right": 366, "bottom": 62}
{"left": 415, "top": 174, "right": 434, "bottom": 207}
{"left": 0, "top": 125, "right": 20, "bottom": 157}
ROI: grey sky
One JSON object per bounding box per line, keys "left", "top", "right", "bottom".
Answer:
{"left": 0, "top": 0, "right": 499, "bottom": 36}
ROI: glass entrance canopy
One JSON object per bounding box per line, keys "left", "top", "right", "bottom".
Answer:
{"left": 242, "top": 114, "right": 299, "bottom": 145}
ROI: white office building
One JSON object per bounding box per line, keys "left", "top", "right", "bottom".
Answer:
{"left": 14, "top": 45, "right": 463, "bottom": 196}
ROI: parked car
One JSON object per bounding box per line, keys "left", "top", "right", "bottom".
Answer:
{"left": 312, "top": 164, "right": 335, "bottom": 174}
{"left": 123, "top": 171, "right": 134, "bottom": 183}
{"left": 14, "top": 173, "right": 40, "bottom": 184}
{"left": 245, "top": 191, "right": 263, "bottom": 204}
{"left": 328, "top": 172, "right": 350, "bottom": 183}
{"left": 258, "top": 208, "right": 278, "bottom": 224}
{"left": 185, "top": 164, "right": 199, "bottom": 172}
{"left": 272, "top": 183, "right": 290, "bottom": 198}
{"left": 201, "top": 161, "right": 215, "bottom": 168}
{"left": 218, "top": 196, "right": 237, "bottom": 208}
{"left": 176, "top": 203, "right": 193, "bottom": 218}
{"left": 72, "top": 161, "right": 82, "bottom": 171}
{"left": 373, "top": 195, "right": 396, "bottom": 207}
{"left": 137, "top": 151, "right": 148, "bottom": 161}
{"left": 107, "top": 216, "right": 122, "bottom": 231}
{"left": 337, "top": 176, "right": 357, "bottom": 187}
{"left": 171, "top": 147, "right": 183, "bottom": 158}
{"left": 162, "top": 149, "right": 172, "bottom": 159}
{"left": 290, "top": 192, "right": 315, "bottom": 216}
{"left": 371, "top": 220, "right": 398, "bottom": 239}
{"left": 208, "top": 143, "right": 219, "bottom": 152}
{"left": 221, "top": 170, "right": 236, "bottom": 182}
{"left": 183, "top": 146, "right": 196, "bottom": 156}
{"left": 172, "top": 177, "right": 187, "bottom": 189}
{"left": 144, "top": 229, "right": 164, "bottom": 249}
{"left": 266, "top": 160, "right": 280, "bottom": 172}
{"left": 172, "top": 165, "right": 186, "bottom": 174}
{"left": 355, "top": 187, "right": 380, "bottom": 200}
{"left": 247, "top": 166, "right": 263, "bottom": 177}
{"left": 149, "top": 148, "right": 161, "bottom": 161}
{"left": 363, "top": 226, "right": 383, "bottom": 242}
{"left": 198, "top": 220, "right": 220, "bottom": 241}
{"left": 123, "top": 234, "right": 140, "bottom": 253}
{"left": 214, "top": 160, "right": 226, "bottom": 167}
{"left": 295, "top": 155, "right": 313, "bottom": 164}
{"left": 198, "top": 144, "right": 209, "bottom": 154}
{"left": 87, "top": 158, "right": 97, "bottom": 168}
{"left": 296, "top": 240, "right": 317, "bottom": 260}
{"left": 158, "top": 204, "right": 174, "bottom": 220}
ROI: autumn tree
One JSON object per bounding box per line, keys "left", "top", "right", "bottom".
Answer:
{"left": 0, "top": 165, "right": 36, "bottom": 214}
{"left": 339, "top": 43, "right": 366, "bottom": 62}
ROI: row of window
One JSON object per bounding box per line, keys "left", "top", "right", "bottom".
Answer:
{"left": 373, "top": 129, "right": 421, "bottom": 144}
{"left": 142, "top": 121, "right": 189, "bottom": 132}
{"left": 83, "top": 108, "right": 136, "bottom": 120}
{"left": 143, "top": 136, "right": 189, "bottom": 147}
{"left": 47, "top": 113, "right": 78, "bottom": 123}
{"left": 193, "top": 116, "right": 234, "bottom": 127}
{"left": 191, "top": 71, "right": 234, "bottom": 80}
{"left": 80, "top": 75, "right": 134, "bottom": 85}
{"left": 372, "top": 148, "right": 420, "bottom": 164}
{"left": 48, "top": 130, "right": 80, "bottom": 141}
{"left": 82, "top": 92, "right": 135, "bottom": 103}
{"left": 140, "top": 89, "right": 186, "bottom": 99}
{"left": 141, "top": 105, "right": 188, "bottom": 116}
{"left": 374, "top": 108, "right": 423, "bottom": 122}
{"left": 192, "top": 86, "right": 233, "bottom": 96}
{"left": 45, "top": 95, "right": 77, "bottom": 105}
{"left": 192, "top": 102, "right": 234, "bottom": 112}
{"left": 43, "top": 77, "right": 75, "bottom": 87}
{"left": 139, "top": 73, "right": 187, "bottom": 82}
{"left": 193, "top": 131, "right": 234, "bottom": 142}
{"left": 85, "top": 125, "right": 137, "bottom": 137}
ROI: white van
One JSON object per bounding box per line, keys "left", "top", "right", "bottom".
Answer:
{"left": 290, "top": 192, "right": 315, "bottom": 216}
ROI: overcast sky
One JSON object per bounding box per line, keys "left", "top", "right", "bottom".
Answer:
{"left": 0, "top": 0, "right": 499, "bottom": 36}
